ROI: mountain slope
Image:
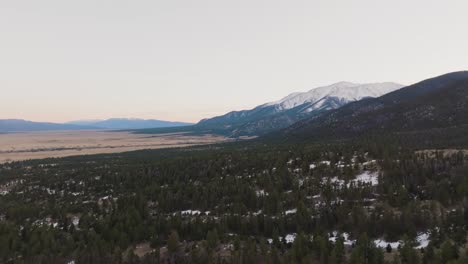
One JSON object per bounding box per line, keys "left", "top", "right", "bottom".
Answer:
{"left": 67, "top": 118, "right": 193, "bottom": 129}
{"left": 0, "top": 119, "right": 98, "bottom": 132}
{"left": 279, "top": 71, "right": 468, "bottom": 145}
{"left": 197, "top": 82, "right": 403, "bottom": 136}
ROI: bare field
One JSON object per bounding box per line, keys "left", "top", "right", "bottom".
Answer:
{"left": 0, "top": 130, "right": 229, "bottom": 163}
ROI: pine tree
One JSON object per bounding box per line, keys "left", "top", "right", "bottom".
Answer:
{"left": 440, "top": 240, "right": 458, "bottom": 263}
{"left": 167, "top": 230, "right": 180, "bottom": 254}
{"left": 206, "top": 229, "right": 219, "bottom": 250}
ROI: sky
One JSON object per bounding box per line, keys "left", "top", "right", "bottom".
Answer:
{"left": 1, "top": 0, "right": 468, "bottom": 123}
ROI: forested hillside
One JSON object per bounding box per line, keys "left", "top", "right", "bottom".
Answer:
{"left": 281, "top": 72, "right": 468, "bottom": 147}
{"left": 1, "top": 73, "right": 468, "bottom": 263}
{"left": 0, "top": 139, "right": 466, "bottom": 263}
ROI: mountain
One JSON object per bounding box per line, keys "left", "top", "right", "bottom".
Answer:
{"left": 0, "top": 119, "right": 98, "bottom": 132}
{"left": 66, "top": 118, "right": 193, "bottom": 130}
{"left": 279, "top": 71, "right": 468, "bottom": 146}
{"left": 197, "top": 82, "right": 403, "bottom": 136}
{"left": 0, "top": 118, "right": 193, "bottom": 133}
{"left": 65, "top": 119, "right": 102, "bottom": 126}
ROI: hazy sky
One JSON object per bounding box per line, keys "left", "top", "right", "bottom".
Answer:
{"left": 1, "top": 0, "right": 467, "bottom": 123}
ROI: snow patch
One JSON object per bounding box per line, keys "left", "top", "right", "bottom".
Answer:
{"left": 329, "top": 232, "right": 355, "bottom": 246}
{"left": 285, "top": 209, "right": 297, "bottom": 215}
{"left": 415, "top": 232, "right": 431, "bottom": 249}
{"left": 285, "top": 233, "right": 297, "bottom": 244}
{"left": 374, "top": 239, "right": 401, "bottom": 249}
{"left": 179, "top": 210, "right": 202, "bottom": 216}
{"left": 351, "top": 171, "right": 379, "bottom": 186}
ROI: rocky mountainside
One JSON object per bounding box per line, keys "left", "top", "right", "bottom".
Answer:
{"left": 279, "top": 71, "right": 468, "bottom": 146}
{"left": 198, "top": 82, "right": 403, "bottom": 136}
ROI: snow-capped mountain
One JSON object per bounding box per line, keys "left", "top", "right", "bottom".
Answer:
{"left": 197, "top": 82, "right": 404, "bottom": 136}
{"left": 264, "top": 82, "right": 403, "bottom": 112}
{"left": 281, "top": 71, "right": 468, "bottom": 141}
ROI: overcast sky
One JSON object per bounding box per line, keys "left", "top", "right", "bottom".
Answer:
{"left": 1, "top": 0, "right": 467, "bottom": 123}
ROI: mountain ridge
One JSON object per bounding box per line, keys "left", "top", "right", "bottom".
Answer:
{"left": 197, "top": 81, "right": 404, "bottom": 136}
{"left": 67, "top": 118, "right": 193, "bottom": 129}
{"left": 0, "top": 119, "right": 99, "bottom": 132}
{"left": 0, "top": 118, "right": 193, "bottom": 132}
{"left": 278, "top": 71, "right": 468, "bottom": 146}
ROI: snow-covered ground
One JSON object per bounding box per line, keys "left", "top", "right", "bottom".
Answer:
{"left": 329, "top": 232, "right": 355, "bottom": 246}
{"left": 322, "top": 177, "right": 345, "bottom": 186}
{"left": 374, "top": 232, "right": 431, "bottom": 249}
{"left": 267, "top": 233, "right": 298, "bottom": 244}
{"left": 415, "top": 232, "right": 431, "bottom": 249}
{"left": 269, "top": 231, "right": 430, "bottom": 249}
{"left": 285, "top": 209, "right": 297, "bottom": 215}
{"left": 350, "top": 171, "right": 379, "bottom": 186}
{"left": 329, "top": 230, "right": 431, "bottom": 249}
{"left": 180, "top": 210, "right": 201, "bottom": 216}
{"left": 322, "top": 171, "right": 379, "bottom": 188}
{"left": 374, "top": 239, "right": 401, "bottom": 249}
{"left": 285, "top": 234, "right": 297, "bottom": 243}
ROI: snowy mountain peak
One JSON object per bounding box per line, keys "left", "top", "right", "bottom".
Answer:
{"left": 266, "top": 82, "right": 404, "bottom": 111}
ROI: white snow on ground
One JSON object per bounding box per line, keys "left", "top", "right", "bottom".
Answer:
{"left": 256, "top": 190, "right": 266, "bottom": 197}
{"left": 252, "top": 210, "right": 262, "bottom": 216}
{"left": 415, "top": 232, "right": 431, "bottom": 249}
{"left": 267, "top": 233, "right": 315, "bottom": 244}
{"left": 322, "top": 171, "right": 379, "bottom": 188}
{"left": 267, "top": 233, "right": 297, "bottom": 244}
{"left": 285, "top": 233, "right": 297, "bottom": 244}
{"left": 272, "top": 230, "right": 430, "bottom": 249}
{"left": 309, "top": 164, "right": 316, "bottom": 169}
{"left": 180, "top": 210, "right": 201, "bottom": 216}
{"left": 322, "top": 177, "right": 345, "bottom": 186}
{"left": 374, "top": 232, "right": 431, "bottom": 249}
{"left": 363, "top": 160, "right": 377, "bottom": 166}
{"left": 329, "top": 232, "right": 355, "bottom": 246}
{"left": 374, "top": 239, "right": 401, "bottom": 249}
{"left": 350, "top": 171, "right": 379, "bottom": 186}
{"left": 298, "top": 179, "right": 304, "bottom": 187}
{"left": 71, "top": 216, "right": 80, "bottom": 227}
{"left": 285, "top": 209, "right": 297, "bottom": 215}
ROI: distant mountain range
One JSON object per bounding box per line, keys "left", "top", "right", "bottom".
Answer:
{"left": 0, "top": 119, "right": 98, "bottom": 132}
{"left": 0, "top": 118, "right": 193, "bottom": 132}
{"left": 1, "top": 81, "right": 407, "bottom": 135}
{"left": 278, "top": 71, "right": 468, "bottom": 147}
{"left": 195, "top": 82, "right": 404, "bottom": 136}
{"left": 66, "top": 118, "right": 193, "bottom": 130}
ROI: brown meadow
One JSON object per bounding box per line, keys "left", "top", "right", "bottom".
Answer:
{"left": 0, "top": 130, "right": 228, "bottom": 163}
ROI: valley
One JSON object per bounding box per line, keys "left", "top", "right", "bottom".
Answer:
{"left": 2, "top": 1, "right": 467, "bottom": 263}
{"left": 1, "top": 72, "right": 467, "bottom": 263}
{"left": 0, "top": 131, "right": 229, "bottom": 164}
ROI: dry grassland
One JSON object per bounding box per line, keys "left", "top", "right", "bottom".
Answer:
{"left": 0, "top": 130, "right": 228, "bottom": 163}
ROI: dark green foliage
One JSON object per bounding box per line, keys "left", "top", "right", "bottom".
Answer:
{"left": 0, "top": 128, "right": 467, "bottom": 263}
